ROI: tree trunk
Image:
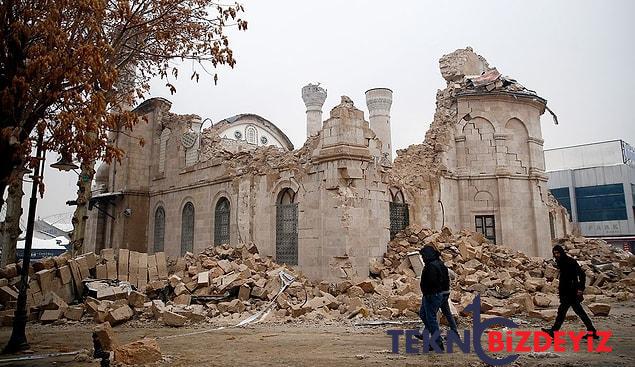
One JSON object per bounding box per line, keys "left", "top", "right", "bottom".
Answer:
{"left": 0, "top": 173, "right": 25, "bottom": 266}
{"left": 70, "top": 160, "right": 95, "bottom": 257}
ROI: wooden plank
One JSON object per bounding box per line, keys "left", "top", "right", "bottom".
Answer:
{"left": 137, "top": 252, "right": 148, "bottom": 291}
{"left": 147, "top": 255, "right": 158, "bottom": 282}
{"left": 155, "top": 252, "right": 168, "bottom": 280}
{"left": 118, "top": 249, "right": 129, "bottom": 281}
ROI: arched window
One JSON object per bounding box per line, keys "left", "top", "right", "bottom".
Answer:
{"left": 181, "top": 202, "right": 195, "bottom": 255}
{"left": 245, "top": 126, "right": 257, "bottom": 144}
{"left": 214, "top": 197, "right": 230, "bottom": 245}
{"left": 276, "top": 188, "right": 298, "bottom": 265}
{"left": 389, "top": 188, "right": 409, "bottom": 239}
{"left": 549, "top": 212, "right": 556, "bottom": 240}
{"left": 154, "top": 206, "right": 165, "bottom": 253}
{"left": 278, "top": 188, "right": 296, "bottom": 205}
{"left": 158, "top": 128, "right": 170, "bottom": 174}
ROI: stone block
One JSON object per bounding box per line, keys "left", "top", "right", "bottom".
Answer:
{"left": 58, "top": 265, "right": 72, "bottom": 284}
{"left": 155, "top": 252, "right": 168, "bottom": 279}
{"left": 128, "top": 291, "right": 147, "bottom": 308}
{"left": 36, "top": 268, "right": 56, "bottom": 293}
{"left": 173, "top": 283, "right": 189, "bottom": 296}
{"left": 151, "top": 300, "right": 165, "bottom": 319}
{"left": 347, "top": 285, "right": 364, "bottom": 298}
{"left": 102, "top": 260, "right": 115, "bottom": 280}
{"left": 147, "top": 255, "right": 159, "bottom": 281}
{"left": 238, "top": 284, "right": 251, "bottom": 301}
{"left": 163, "top": 310, "right": 187, "bottom": 327}
{"left": 197, "top": 271, "right": 210, "bottom": 287}
{"left": 0, "top": 286, "right": 18, "bottom": 304}
{"left": 106, "top": 305, "right": 134, "bottom": 325}
{"left": 96, "top": 264, "right": 107, "bottom": 279}
{"left": 528, "top": 309, "right": 558, "bottom": 321}
{"left": 588, "top": 303, "right": 610, "bottom": 316}
{"left": 40, "top": 291, "right": 68, "bottom": 311}
{"left": 40, "top": 309, "right": 63, "bottom": 323}
{"left": 356, "top": 280, "right": 376, "bottom": 294}
{"left": 118, "top": 249, "right": 129, "bottom": 281}
{"left": 173, "top": 294, "right": 191, "bottom": 305}
{"left": 64, "top": 305, "right": 85, "bottom": 321}
{"left": 94, "top": 322, "right": 119, "bottom": 351}
{"left": 85, "top": 252, "right": 97, "bottom": 270}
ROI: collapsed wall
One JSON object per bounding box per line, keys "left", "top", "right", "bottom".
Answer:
{"left": 86, "top": 47, "right": 570, "bottom": 284}
{"left": 390, "top": 47, "right": 561, "bottom": 257}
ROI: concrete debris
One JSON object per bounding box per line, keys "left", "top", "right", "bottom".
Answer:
{"left": 0, "top": 223, "right": 631, "bottom": 329}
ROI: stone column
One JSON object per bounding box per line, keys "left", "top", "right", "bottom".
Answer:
{"left": 365, "top": 88, "right": 393, "bottom": 161}
{"left": 302, "top": 83, "right": 327, "bottom": 137}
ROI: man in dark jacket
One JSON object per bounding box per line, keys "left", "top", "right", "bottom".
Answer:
{"left": 418, "top": 246, "right": 450, "bottom": 350}
{"left": 542, "top": 245, "right": 598, "bottom": 338}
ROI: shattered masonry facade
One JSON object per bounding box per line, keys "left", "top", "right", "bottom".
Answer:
{"left": 85, "top": 48, "right": 566, "bottom": 281}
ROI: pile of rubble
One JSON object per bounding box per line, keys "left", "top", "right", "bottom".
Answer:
{"left": 197, "top": 122, "right": 321, "bottom": 178}
{"left": 380, "top": 226, "right": 634, "bottom": 321}
{"left": 0, "top": 227, "right": 633, "bottom": 328}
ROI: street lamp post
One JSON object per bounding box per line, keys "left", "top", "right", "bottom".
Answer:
{"left": 2, "top": 133, "right": 45, "bottom": 353}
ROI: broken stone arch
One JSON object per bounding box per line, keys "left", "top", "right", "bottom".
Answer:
{"left": 474, "top": 190, "right": 496, "bottom": 208}
{"left": 460, "top": 115, "right": 496, "bottom": 134}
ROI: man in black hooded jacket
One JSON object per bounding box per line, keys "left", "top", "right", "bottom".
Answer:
{"left": 418, "top": 246, "right": 450, "bottom": 350}
{"left": 542, "top": 245, "right": 598, "bottom": 338}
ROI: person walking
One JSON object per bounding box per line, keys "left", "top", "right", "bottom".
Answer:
{"left": 541, "top": 245, "right": 599, "bottom": 339}
{"left": 418, "top": 245, "right": 450, "bottom": 350}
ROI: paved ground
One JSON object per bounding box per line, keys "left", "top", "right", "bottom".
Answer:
{"left": 0, "top": 300, "right": 634, "bottom": 366}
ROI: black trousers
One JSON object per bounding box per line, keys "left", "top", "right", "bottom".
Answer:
{"left": 552, "top": 296, "right": 596, "bottom": 332}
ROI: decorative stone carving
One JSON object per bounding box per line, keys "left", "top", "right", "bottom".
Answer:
{"left": 301, "top": 83, "right": 327, "bottom": 108}
{"left": 181, "top": 131, "right": 198, "bottom": 149}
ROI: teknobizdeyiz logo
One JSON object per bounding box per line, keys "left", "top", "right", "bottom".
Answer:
{"left": 386, "top": 294, "right": 612, "bottom": 366}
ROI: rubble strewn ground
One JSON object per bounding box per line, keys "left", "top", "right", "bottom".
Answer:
{"left": 1, "top": 226, "right": 632, "bottom": 331}
{"left": 0, "top": 229, "right": 633, "bottom": 365}
{"left": 2, "top": 306, "right": 635, "bottom": 367}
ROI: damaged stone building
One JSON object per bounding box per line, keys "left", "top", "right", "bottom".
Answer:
{"left": 85, "top": 48, "right": 565, "bottom": 281}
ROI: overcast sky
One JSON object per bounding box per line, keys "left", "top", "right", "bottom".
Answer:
{"left": 15, "top": 0, "right": 635, "bottom": 225}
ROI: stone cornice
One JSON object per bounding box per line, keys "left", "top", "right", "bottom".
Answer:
{"left": 312, "top": 145, "right": 373, "bottom": 164}
{"left": 456, "top": 91, "right": 547, "bottom": 112}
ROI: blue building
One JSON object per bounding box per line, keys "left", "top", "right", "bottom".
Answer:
{"left": 545, "top": 140, "right": 635, "bottom": 251}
